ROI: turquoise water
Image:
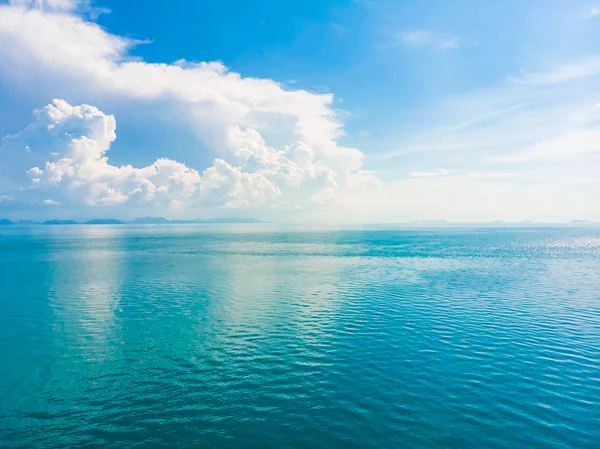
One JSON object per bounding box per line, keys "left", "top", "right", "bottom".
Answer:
{"left": 0, "top": 225, "right": 599, "bottom": 448}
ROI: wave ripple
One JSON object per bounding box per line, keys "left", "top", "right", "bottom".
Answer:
{"left": 1, "top": 225, "right": 599, "bottom": 448}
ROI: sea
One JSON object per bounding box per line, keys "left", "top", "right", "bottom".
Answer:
{"left": 0, "top": 224, "right": 599, "bottom": 448}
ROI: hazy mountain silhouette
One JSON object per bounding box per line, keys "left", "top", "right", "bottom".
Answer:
{"left": 43, "top": 220, "right": 78, "bottom": 225}
{"left": 85, "top": 219, "right": 125, "bottom": 225}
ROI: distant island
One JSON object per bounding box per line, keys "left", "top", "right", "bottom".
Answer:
{"left": 85, "top": 219, "right": 125, "bottom": 225}
{"left": 570, "top": 219, "right": 591, "bottom": 223}
{"left": 43, "top": 220, "right": 78, "bottom": 225}
{"left": 0, "top": 217, "right": 264, "bottom": 225}
{"left": 130, "top": 216, "right": 171, "bottom": 224}
{"left": 129, "top": 217, "right": 264, "bottom": 224}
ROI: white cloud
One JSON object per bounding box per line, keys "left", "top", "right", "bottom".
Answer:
{"left": 492, "top": 129, "right": 600, "bottom": 163}
{"left": 0, "top": 2, "right": 598, "bottom": 222}
{"left": 510, "top": 57, "right": 600, "bottom": 85}
{"left": 43, "top": 199, "right": 59, "bottom": 205}
{"left": 398, "top": 30, "right": 459, "bottom": 50}
{"left": 376, "top": 55, "right": 600, "bottom": 163}
{"left": 0, "top": 3, "right": 378, "bottom": 217}
{"left": 0, "top": 99, "right": 361, "bottom": 213}
{"left": 589, "top": 6, "right": 600, "bottom": 17}
{"left": 364, "top": 54, "right": 600, "bottom": 222}
{"left": 8, "top": 0, "right": 82, "bottom": 11}
{"left": 389, "top": 169, "right": 600, "bottom": 222}
{"left": 0, "top": 5, "right": 362, "bottom": 172}
{"left": 410, "top": 169, "right": 450, "bottom": 178}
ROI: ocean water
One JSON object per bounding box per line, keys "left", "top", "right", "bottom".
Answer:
{"left": 0, "top": 225, "right": 599, "bottom": 448}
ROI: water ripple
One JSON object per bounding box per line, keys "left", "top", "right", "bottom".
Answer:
{"left": 0, "top": 225, "right": 599, "bottom": 448}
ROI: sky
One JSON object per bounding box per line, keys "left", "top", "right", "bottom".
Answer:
{"left": 0, "top": 0, "right": 599, "bottom": 222}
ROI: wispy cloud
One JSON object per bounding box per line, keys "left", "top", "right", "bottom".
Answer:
{"left": 373, "top": 56, "right": 600, "bottom": 164}
{"left": 509, "top": 57, "right": 600, "bottom": 85}
{"left": 9, "top": 0, "right": 81, "bottom": 11}
{"left": 398, "top": 30, "right": 459, "bottom": 50}
{"left": 364, "top": 54, "right": 600, "bottom": 221}
{"left": 492, "top": 130, "right": 600, "bottom": 163}
{"left": 410, "top": 169, "right": 450, "bottom": 178}
{"left": 589, "top": 6, "right": 600, "bottom": 17}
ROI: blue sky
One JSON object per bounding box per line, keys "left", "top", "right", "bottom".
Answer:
{"left": 0, "top": 0, "right": 599, "bottom": 221}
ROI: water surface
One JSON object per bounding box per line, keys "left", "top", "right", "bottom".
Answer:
{"left": 1, "top": 225, "right": 599, "bottom": 448}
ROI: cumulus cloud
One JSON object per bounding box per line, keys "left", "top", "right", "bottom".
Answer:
{"left": 0, "top": 2, "right": 381, "bottom": 217}
{"left": 0, "top": 99, "right": 359, "bottom": 213}
{"left": 2, "top": 1, "right": 597, "bottom": 222}
{"left": 0, "top": 4, "right": 362, "bottom": 172}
